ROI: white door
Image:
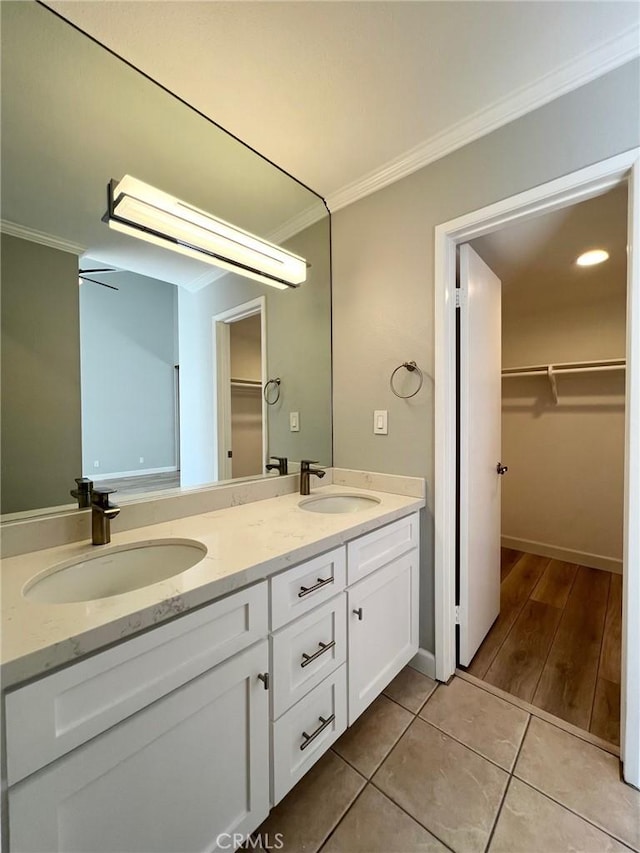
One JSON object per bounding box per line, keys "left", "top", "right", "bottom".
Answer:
{"left": 458, "top": 244, "right": 503, "bottom": 666}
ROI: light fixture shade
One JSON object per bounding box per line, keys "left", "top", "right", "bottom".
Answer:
{"left": 105, "top": 175, "right": 307, "bottom": 289}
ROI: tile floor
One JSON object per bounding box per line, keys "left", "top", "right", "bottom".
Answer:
{"left": 252, "top": 667, "right": 639, "bottom": 853}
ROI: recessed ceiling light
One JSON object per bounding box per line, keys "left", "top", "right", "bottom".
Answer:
{"left": 576, "top": 249, "right": 609, "bottom": 267}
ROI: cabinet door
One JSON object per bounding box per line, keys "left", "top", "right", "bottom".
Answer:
{"left": 348, "top": 551, "right": 418, "bottom": 724}
{"left": 9, "top": 642, "right": 270, "bottom": 853}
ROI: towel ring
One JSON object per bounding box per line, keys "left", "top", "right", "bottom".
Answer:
{"left": 263, "top": 377, "right": 281, "bottom": 405}
{"left": 390, "top": 361, "right": 424, "bottom": 399}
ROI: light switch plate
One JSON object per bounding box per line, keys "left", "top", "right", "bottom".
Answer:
{"left": 289, "top": 411, "right": 300, "bottom": 432}
{"left": 373, "top": 410, "right": 388, "bottom": 435}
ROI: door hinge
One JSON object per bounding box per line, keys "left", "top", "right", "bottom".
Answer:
{"left": 455, "top": 605, "right": 460, "bottom": 625}
{"left": 455, "top": 289, "right": 465, "bottom": 308}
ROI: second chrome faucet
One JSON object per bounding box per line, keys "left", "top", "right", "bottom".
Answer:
{"left": 299, "top": 460, "right": 325, "bottom": 495}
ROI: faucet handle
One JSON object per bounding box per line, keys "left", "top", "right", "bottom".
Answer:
{"left": 91, "top": 487, "right": 118, "bottom": 509}
{"left": 70, "top": 477, "right": 93, "bottom": 508}
{"left": 300, "top": 459, "right": 319, "bottom": 470}
{"left": 267, "top": 456, "right": 288, "bottom": 475}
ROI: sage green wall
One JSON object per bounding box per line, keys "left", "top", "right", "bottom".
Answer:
{"left": 1, "top": 234, "right": 82, "bottom": 513}
{"left": 331, "top": 60, "right": 640, "bottom": 653}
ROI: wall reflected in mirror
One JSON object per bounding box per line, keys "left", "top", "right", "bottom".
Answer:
{"left": 0, "top": 0, "right": 331, "bottom": 516}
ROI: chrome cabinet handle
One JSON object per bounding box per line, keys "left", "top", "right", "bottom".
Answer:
{"left": 353, "top": 607, "right": 363, "bottom": 621}
{"left": 300, "top": 714, "right": 335, "bottom": 751}
{"left": 301, "top": 640, "right": 335, "bottom": 668}
{"left": 298, "top": 576, "right": 333, "bottom": 598}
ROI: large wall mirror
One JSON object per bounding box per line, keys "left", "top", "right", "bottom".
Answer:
{"left": 1, "top": 1, "right": 332, "bottom": 516}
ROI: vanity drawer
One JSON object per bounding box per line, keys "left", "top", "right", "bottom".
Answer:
{"left": 270, "top": 547, "right": 346, "bottom": 630}
{"left": 271, "top": 593, "right": 346, "bottom": 719}
{"left": 271, "top": 665, "right": 347, "bottom": 805}
{"left": 5, "top": 581, "right": 268, "bottom": 786}
{"left": 347, "top": 512, "right": 419, "bottom": 584}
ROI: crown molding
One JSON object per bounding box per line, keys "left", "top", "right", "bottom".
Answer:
{"left": 182, "top": 266, "right": 227, "bottom": 292}
{"left": 326, "top": 25, "right": 640, "bottom": 213}
{"left": 269, "top": 202, "right": 327, "bottom": 245}
{"left": 0, "top": 220, "right": 85, "bottom": 255}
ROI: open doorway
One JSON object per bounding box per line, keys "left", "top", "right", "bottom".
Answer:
{"left": 458, "top": 185, "right": 627, "bottom": 746}
{"left": 433, "top": 150, "right": 640, "bottom": 787}
{"left": 214, "top": 297, "right": 267, "bottom": 481}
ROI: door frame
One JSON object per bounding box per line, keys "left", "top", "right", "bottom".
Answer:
{"left": 213, "top": 296, "right": 267, "bottom": 481}
{"left": 433, "top": 149, "right": 640, "bottom": 785}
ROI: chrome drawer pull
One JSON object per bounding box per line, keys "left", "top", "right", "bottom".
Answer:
{"left": 298, "top": 576, "right": 334, "bottom": 598}
{"left": 300, "top": 714, "right": 335, "bottom": 751}
{"left": 301, "top": 640, "right": 335, "bottom": 668}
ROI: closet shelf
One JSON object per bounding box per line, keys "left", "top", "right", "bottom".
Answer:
{"left": 501, "top": 358, "right": 626, "bottom": 404}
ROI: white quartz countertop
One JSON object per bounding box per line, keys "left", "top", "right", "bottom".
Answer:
{"left": 1, "top": 484, "right": 423, "bottom": 688}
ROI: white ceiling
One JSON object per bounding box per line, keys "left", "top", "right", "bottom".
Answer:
{"left": 48, "top": 1, "right": 639, "bottom": 209}
{"left": 472, "top": 184, "right": 628, "bottom": 289}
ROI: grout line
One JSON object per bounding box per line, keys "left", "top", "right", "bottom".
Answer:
{"left": 511, "top": 776, "right": 638, "bottom": 852}
{"left": 482, "top": 774, "right": 514, "bottom": 853}
{"left": 483, "top": 715, "right": 532, "bottom": 852}
{"left": 332, "top": 710, "right": 414, "bottom": 781}
{"left": 415, "top": 716, "right": 515, "bottom": 775}
{"left": 510, "top": 713, "right": 532, "bottom": 776}
{"left": 381, "top": 685, "right": 438, "bottom": 717}
{"left": 315, "top": 781, "right": 370, "bottom": 853}
{"left": 367, "top": 776, "right": 457, "bottom": 853}
{"left": 455, "top": 669, "right": 620, "bottom": 757}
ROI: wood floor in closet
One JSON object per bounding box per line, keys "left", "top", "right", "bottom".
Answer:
{"left": 462, "top": 549, "right": 621, "bottom": 745}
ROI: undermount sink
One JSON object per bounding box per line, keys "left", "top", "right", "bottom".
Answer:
{"left": 299, "top": 493, "right": 381, "bottom": 514}
{"left": 23, "top": 539, "right": 208, "bottom": 604}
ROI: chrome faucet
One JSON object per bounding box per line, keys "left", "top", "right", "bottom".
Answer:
{"left": 266, "top": 456, "right": 288, "bottom": 475}
{"left": 299, "top": 460, "right": 326, "bottom": 496}
{"left": 70, "top": 477, "right": 93, "bottom": 508}
{"left": 91, "top": 487, "right": 120, "bottom": 545}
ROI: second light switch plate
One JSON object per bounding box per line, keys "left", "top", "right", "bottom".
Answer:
{"left": 373, "top": 410, "right": 388, "bottom": 435}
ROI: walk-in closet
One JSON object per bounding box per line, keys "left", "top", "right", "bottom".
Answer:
{"left": 463, "top": 184, "right": 627, "bottom": 746}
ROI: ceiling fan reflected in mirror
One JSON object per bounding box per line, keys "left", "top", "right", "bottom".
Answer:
{"left": 78, "top": 267, "right": 120, "bottom": 291}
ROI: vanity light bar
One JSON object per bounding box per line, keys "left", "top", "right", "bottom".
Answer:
{"left": 105, "top": 175, "right": 306, "bottom": 289}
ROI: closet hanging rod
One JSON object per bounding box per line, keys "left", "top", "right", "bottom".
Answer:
{"left": 502, "top": 357, "right": 625, "bottom": 377}
{"left": 230, "top": 378, "right": 262, "bottom": 388}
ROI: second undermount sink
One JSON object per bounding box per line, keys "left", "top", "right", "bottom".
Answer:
{"left": 299, "top": 493, "right": 381, "bottom": 514}
{"left": 23, "top": 539, "right": 208, "bottom": 604}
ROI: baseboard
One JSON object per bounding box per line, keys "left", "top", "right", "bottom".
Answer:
{"left": 501, "top": 535, "right": 622, "bottom": 575}
{"left": 91, "top": 466, "right": 178, "bottom": 481}
{"left": 409, "top": 648, "right": 436, "bottom": 680}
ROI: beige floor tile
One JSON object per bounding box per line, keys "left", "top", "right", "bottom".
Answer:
{"left": 419, "top": 676, "right": 529, "bottom": 770}
{"left": 256, "top": 751, "right": 366, "bottom": 852}
{"left": 490, "top": 778, "right": 631, "bottom": 853}
{"left": 515, "top": 717, "right": 640, "bottom": 850}
{"left": 321, "top": 784, "right": 448, "bottom": 853}
{"left": 374, "top": 717, "right": 508, "bottom": 853}
{"left": 333, "top": 694, "right": 413, "bottom": 777}
{"left": 383, "top": 665, "right": 438, "bottom": 713}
